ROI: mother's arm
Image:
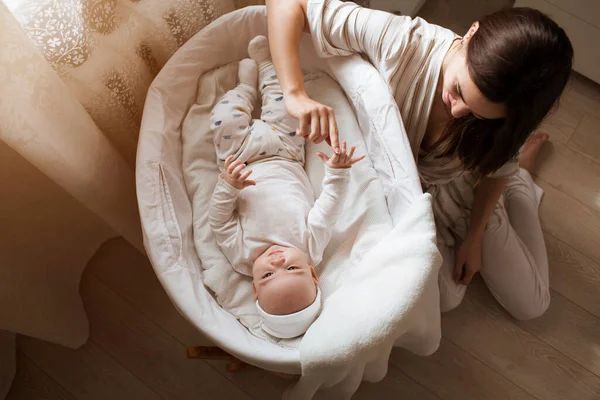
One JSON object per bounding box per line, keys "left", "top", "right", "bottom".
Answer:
{"left": 266, "top": 0, "right": 339, "bottom": 152}
{"left": 266, "top": 0, "right": 309, "bottom": 99}
{"left": 454, "top": 176, "right": 508, "bottom": 285}
{"left": 266, "top": 0, "right": 407, "bottom": 152}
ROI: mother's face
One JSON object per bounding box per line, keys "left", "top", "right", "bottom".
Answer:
{"left": 441, "top": 22, "right": 506, "bottom": 121}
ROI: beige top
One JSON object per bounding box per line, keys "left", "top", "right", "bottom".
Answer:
{"left": 306, "top": 0, "right": 518, "bottom": 245}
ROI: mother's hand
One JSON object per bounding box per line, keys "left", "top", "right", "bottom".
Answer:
{"left": 286, "top": 92, "right": 340, "bottom": 154}
{"left": 454, "top": 233, "right": 483, "bottom": 285}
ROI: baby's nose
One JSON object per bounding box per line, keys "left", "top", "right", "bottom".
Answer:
{"left": 271, "top": 256, "right": 285, "bottom": 266}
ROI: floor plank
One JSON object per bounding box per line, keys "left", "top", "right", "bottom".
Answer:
{"left": 568, "top": 113, "right": 600, "bottom": 164}
{"left": 442, "top": 279, "right": 600, "bottom": 400}
{"left": 535, "top": 142, "right": 600, "bottom": 213}
{"left": 18, "top": 336, "right": 162, "bottom": 400}
{"left": 6, "top": 353, "right": 75, "bottom": 400}
{"left": 80, "top": 275, "right": 253, "bottom": 400}
{"left": 86, "top": 238, "right": 292, "bottom": 399}
{"left": 203, "top": 361, "right": 290, "bottom": 400}
{"left": 537, "top": 179, "right": 600, "bottom": 264}
{"left": 534, "top": 140, "right": 573, "bottom": 181}
{"left": 85, "top": 239, "right": 208, "bottom": 347}
{"left": 538, "top": 95, "right": 584, "bottom": 144}
{"left": 564, "top": 74, "right": 600, "bottom": 120}
{"left": 351, "top": 365, "right": 442, "bottom": 400}
{"left": 545, "top": 233, "right": 600, "bottom": 319}
{"left": 390, "top": 338, "right": 534, "bottom": 400}
{"left": 516, "top": 290, "right": 600, "bottom": 377}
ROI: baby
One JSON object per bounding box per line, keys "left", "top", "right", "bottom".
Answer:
{"left": 208, "top": 36, "right": 363, "bottom": 339}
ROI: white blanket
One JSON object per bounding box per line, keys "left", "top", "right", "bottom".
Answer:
{"left": 287, "top": 196, "right": 441, "bottom": 399}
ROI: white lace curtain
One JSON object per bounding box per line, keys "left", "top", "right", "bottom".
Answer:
{"left": 0, "top": 0, "right": 263, "bottom": 395}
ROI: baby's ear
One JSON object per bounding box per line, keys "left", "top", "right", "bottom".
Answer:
{"left": 252, "top": 282, "right": 258, "bottom": 301}
{"left": 310, "top": 265, "right": 320, "bottom": 285}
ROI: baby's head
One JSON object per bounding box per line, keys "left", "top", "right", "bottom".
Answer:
{"left": 252, "top": 245, "right": 321, "bottom": 338}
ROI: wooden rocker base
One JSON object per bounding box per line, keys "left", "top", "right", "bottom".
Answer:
{"left": 187, "top": 346, "right": 299, "bottom": 379}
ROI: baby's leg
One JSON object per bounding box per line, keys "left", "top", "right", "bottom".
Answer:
{"left": 210, "top": 59, "right": 258, "bottom": 164}
{"left": 248, "top": 36, "right": 304, "bottom": 162}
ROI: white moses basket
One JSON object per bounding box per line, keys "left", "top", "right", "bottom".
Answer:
{"left": 136, "top": 6, "right": 442, "bottom": 395}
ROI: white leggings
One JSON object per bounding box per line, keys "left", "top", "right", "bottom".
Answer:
{"left": 438, "top": 169, "right": 551, "bottom": 320}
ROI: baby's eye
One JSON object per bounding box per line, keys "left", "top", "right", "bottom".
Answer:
{"left": 287, "top": 266, "right": 298, "bottom": 271}
{"left": 262, "top": 272, "right": 273, "bottom": 279}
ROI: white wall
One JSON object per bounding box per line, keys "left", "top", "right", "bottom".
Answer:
{"left": 516, "top": 0, "right": 600, "bottom": 84}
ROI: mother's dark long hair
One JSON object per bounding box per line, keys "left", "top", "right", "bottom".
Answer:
{"left": 440, "top": 7, "right": 573, "bottom": 175}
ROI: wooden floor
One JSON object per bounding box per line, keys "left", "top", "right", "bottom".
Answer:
{"left": 9, "top": 11, "right": 600, "bottom": 400}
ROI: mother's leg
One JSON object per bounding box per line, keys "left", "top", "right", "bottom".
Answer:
{"left": 480, "top": 134, "right": 550, "bottom": 320}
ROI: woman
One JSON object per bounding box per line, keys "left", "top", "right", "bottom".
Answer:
{"left": 265, "top": 0, "right": 573, "bottom": 320}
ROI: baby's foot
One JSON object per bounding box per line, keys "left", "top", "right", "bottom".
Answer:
{"left": 238, "top": 58, "right": 258, "bottom": 88}
{"left": 248, "top": 35, "right": 271, "bottom": 63}
{"left": 519, "top": 132, "right": 549, "bottom": 173}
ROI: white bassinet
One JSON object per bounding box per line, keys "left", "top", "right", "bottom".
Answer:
{"left": 136, "top": 5, "right": 442, "bottom": 395}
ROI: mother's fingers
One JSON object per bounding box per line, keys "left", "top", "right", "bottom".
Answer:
{"left": 453, "top": 262, "right": 465, "bottom": 283}
{"left": 292, "top": 101, "right": 340, "bottom": 151}
{"left": 308, "top": 111, "right": 320, "bottom": 142}
{"left": 317, "top": 113, "right": 328, "bottom": 143}
{"left": 328, "top": 110, "right": 340, "bottom": 153}
{"left": 459, "top": 268, "right": 476, "bottom": 285}
{"left": 297, "top": 112, "right": 310, "bottom": 137}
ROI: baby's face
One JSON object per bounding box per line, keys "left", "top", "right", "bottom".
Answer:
{"left": 253, "top": 245, "right": 319, "bottom": 315}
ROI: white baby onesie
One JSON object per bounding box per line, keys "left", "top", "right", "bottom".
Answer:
{"left": 208, "top": 58, "right": 349, "bottom": 275}
{"left": 210, "top": 162, "right": 349, "bottom": 275}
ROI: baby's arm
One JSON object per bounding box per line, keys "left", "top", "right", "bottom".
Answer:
{"left": 307, "top": 142, "right": 364, "bottom": 263}
{"left": 209, "top": 155, "right": 256, "bottom": 265}
{"left": 306, "top": 166, "right": 350, "bottom": 264}
{"left": 208, "top": 177, "right": 242, "bottom": 254}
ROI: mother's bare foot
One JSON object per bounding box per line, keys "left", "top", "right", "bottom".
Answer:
{"left": 519, "top": 132, "right": 549, "bottom": 173}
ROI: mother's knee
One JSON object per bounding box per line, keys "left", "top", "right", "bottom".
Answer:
{"left": 507, "top": 288, "right": 551, "bottom": 321}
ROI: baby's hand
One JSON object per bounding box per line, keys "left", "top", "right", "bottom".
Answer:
{"left": 223, "top": 155, "right": 256, "bottom": 189}
{"left": 317, "top": 141, "right": 365, "bottom": 169}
